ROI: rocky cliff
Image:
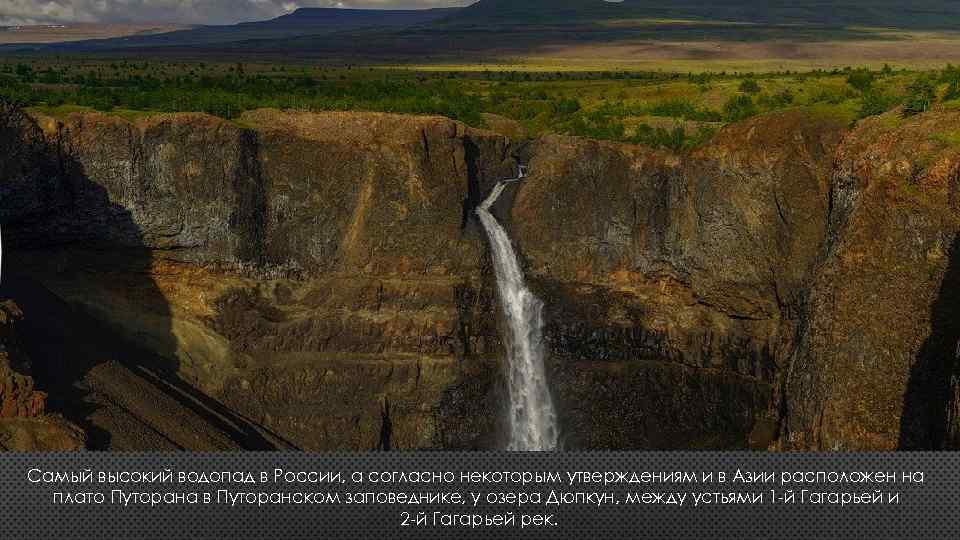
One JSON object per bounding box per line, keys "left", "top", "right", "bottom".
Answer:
{"left": 1, "top": 102, "right": 957, "bottom": 450}
{"left": 783, "top": 110, "right": 960, "bottom": 450}
{"left": 0, "top": 300, "right": 85, "bottom": 451}
{"left": 513, "top": 110, "right": 846, "bottom": 449}
{"left": 1, "top": 105, "right": 516, "bottom": 450}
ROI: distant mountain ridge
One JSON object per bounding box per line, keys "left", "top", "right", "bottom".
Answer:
{"left": 0, "top": 6, "right": 459, "bottom": 51}
{"left": 448, "top": 0, "right": 960, "bottom": 28}
{"left": 279, "top": 7, "right": 459, "bottom": 19}
{"left": 4, "top": 1, "right": 960, "bottom": 58}
{"left": 268, "top": 7, "right": 460, "bottom": 27}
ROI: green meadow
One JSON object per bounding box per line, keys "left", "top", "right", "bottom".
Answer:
{"left": 3, "top": 59, "right": 960, "bottom": 152}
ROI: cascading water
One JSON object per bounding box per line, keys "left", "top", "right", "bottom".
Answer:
{"left": 476, "top": 167, "right": 559, "bottom": 451}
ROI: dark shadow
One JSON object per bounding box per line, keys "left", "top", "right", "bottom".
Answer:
{"left": 899, "top": 236, "right": 960, "bottom": 450}
{"left": 460, "top": 138, "right": 484, "bottom": 232}
{"left": 0, "top": 102, "right": 284, "bottom": 450}
{"left": 377, "top": 398, "right": 392, "bottom": 451}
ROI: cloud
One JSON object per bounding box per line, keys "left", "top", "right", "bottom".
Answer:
{"left": 0, "top": 1, "right": 471, "bottom": 26}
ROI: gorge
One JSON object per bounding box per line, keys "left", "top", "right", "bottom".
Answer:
{"left": 1, "top": 103, "right": 959, "bottom": 452}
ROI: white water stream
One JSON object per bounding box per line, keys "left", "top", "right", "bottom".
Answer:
{"left": 476, "top": 168, "right": 559, "bottom": 451}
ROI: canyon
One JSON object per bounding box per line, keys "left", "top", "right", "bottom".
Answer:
{"left": 0, "top": 102, "right": 958, "bottom": 451}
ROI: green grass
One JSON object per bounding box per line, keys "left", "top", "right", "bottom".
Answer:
{"left": 806, "top": 101, "right": 862, "bottom": 124}
{"left": 25, "top": 104, "right": 93, "bottom": 118}
{"left": 879, "top": 113, "right": 906, "bottom": 129}
{"left": 3, "top": 58, "right": 956, "bottom": 151}
{"left": 27, "top": 104, "right": 158, "bottom": 122}
{"left": 933, "top": 130, "right": 960, "bottom": 147}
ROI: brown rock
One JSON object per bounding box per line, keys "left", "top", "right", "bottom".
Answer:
{"left": 783, "top": 107, "right": 960, "bottom": 450}
{"left": 511, "top": 110, "right": 846, "bottom": 448}
{"left": 0, "top": 300, "right": 82, "bottom": 451}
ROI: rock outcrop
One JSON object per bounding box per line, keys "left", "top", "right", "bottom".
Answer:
{"left": 0, "top": 300, "right": 85, "bottom": 451}
{"left": 2, "top": 102, "right": 959, "bottom": 451}
{"left": 783, "top": 109, "right": 960, "bottom": 450}
{"left": 0, "top": 301, "right": 46, "bottom": 419}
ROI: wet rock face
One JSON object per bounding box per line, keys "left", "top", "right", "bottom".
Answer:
{"left": 3, "top": 103, "right": 959, "bottom": 451}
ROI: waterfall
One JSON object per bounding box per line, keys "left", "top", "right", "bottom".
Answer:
{"left": 476, "top": 168, "right": 559, "bottom": 451}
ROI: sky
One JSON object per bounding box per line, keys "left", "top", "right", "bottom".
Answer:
{"left": 0, "top": 1, "right": 472, "bottom": 26}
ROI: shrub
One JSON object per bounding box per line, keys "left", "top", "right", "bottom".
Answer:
{"left": 738, "top": 79, "right": 761, "bottom": 94}
{"left": 902, "top": 77, "right": 937, "bottom": 116}
{"left": 941, "top": 64, "right": 960, "bottom": 85}
{"left": 846, "top": 69, "right": 876, "bottom": 92}
{"left": 628, "top": 124, "right": 717, "bottom": 152}
{"left": 723, "top": 94, "right": 758, "bottom": 121}
{"left": 646, "top": 98, "right": 722, "bottom": 122}
{"left": 858, "top": 90, "right": 901, "bottom": 118}
{"left": 552, "top": 98, "right": 581, "bottom": 115}
{"left": 944, "top": 81, "right": 960, "bottom": 102}
{"left": 809, "top": 87, "right": 854, "bottom": 105}
{"left": 758, "top": 89, "right": 795, "bottom": 109}
{"left": 560, "top": 115, "right": 625, "bottom": 140}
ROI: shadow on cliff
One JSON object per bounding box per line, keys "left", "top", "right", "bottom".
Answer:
{"left": 900, "top": 235, "right": 960, "bottom": 450}
{"left": 0, "top": 103, "right": 282, "bottom": 450}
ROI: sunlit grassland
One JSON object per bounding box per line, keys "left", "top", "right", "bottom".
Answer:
{"left": 3, "top": 57, "right": 959, "bottom": 152}
{"left": 393, "top": 27, "right": 960, "bottom": 74}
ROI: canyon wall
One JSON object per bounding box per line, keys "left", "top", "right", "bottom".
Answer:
{"left": 1, "top": 105, "right": 515, "bottom": 450}
{"left": 783, "top": 110, "right": 960, "bottom": 450}
{"left": 1, "top": 103, "right": 958, "bottom": 450}
{"left": 514, "top": 110, "right": 845, "bottom": 448}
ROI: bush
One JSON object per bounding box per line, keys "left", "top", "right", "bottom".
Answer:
{"left": 552, "top": 98, "right": 581, "bottom": 115}
{"left": 560, "top": 115, "right": 625, "bottom": 141}
{"left": 944, "top": 81, "right": 960, "bottom": 102}
{"left": 738, "top": 79, "right": 761, "bottom": 94}
{"left": 846, "top": 69, "right": 876, "bottom": 92}
{"left": 941, "top": 64, "right": 960, "bottom": 85}
{"left": 902, "top": 77, "right": 937, "bottom": 116}
{"left": 646, "top": 98, "right": 722, "bottom": 122}
{"left": 723, "top": 94, "right": 758, "bottom": 121}
{"left": 858, "top": 90, "right": 901, "bottom": 118}
{"left": 628, "top": 124, "right": 717, "bottom": 152}
{"left": 758, "top": 89, "right": 795, "bottom": 109}
{"left": 809, "top": 87, "right": 854, "bottom": 105}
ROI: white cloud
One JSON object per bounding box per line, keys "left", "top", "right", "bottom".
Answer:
{"left": 0, "top": 1, "right": 471, "bottom": 26}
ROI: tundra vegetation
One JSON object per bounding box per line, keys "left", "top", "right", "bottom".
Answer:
{"left": 3, "top": 59, "right": 960, "bottom": 152}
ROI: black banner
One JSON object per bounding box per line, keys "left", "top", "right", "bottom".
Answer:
{"left": 1, "top": 452, "right": 957, "bottom": 539}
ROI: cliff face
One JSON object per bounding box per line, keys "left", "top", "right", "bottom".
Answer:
{"left": 514, "top": 111, "right": 845, "bottom": 448}
{"left": 2, "top": 106, "right": 515, "bottom": 450}
{"left": 784, "top": 110, "right": 960, "bottom": 450}
{"left": 2, "top": 103, "right": 958, "bottom": 450}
